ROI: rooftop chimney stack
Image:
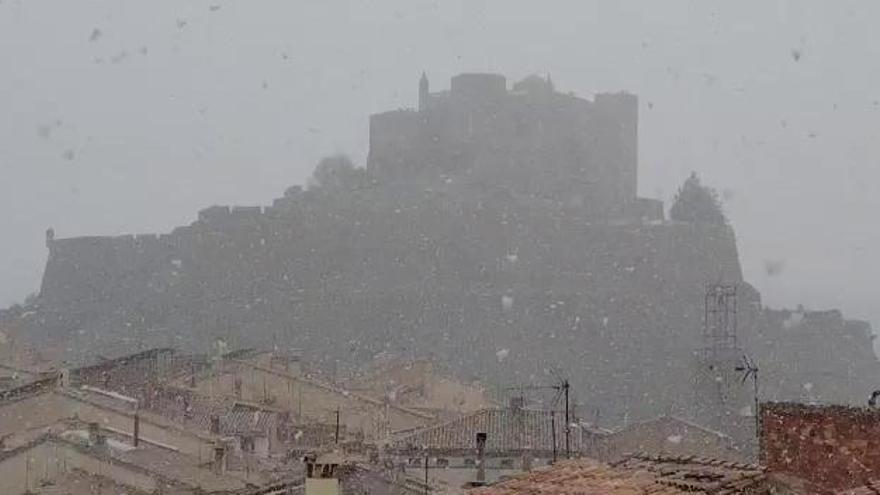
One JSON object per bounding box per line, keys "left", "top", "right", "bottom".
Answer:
{"left": 213, "top": 443, "right": 228, "bottom": 474}
{"left": 210, "top": 414, "right": 221, "bottom": 435}
{"left": 88, "top": 422, "right": 105, "bottom": 447}
{"left": 133, "top": 410, "right": 140, "bottom": 447}
{"left": 476, "top": 432, "right": 487, "bottom": 483}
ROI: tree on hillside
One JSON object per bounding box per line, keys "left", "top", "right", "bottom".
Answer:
{"left": 670, "top": 172, "right": 727, "bottom": 225}
{"left": 309, "top": 154, "right": 371, "bottom": 191}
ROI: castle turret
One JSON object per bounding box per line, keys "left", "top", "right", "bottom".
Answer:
{"left": 418, "top": 72, "right": 429, "bottom": 111}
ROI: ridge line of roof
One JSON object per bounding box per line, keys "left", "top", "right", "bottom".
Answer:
{"left": 611, "top": 414, "right": 732, "bottom": 439}
{"left": 228, "top": 358, "right": 435, "bottom": 420}
{"left": 53, "top": 388, "right": 220, "bottom": 443}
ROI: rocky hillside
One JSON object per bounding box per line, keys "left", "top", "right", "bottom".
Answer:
{"left": 3, "top": 164, "right": 877, "bottom": 437}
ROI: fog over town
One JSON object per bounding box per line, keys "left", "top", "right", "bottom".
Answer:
{"left": 1, "top": 1, "right": 879, "bottom": 493}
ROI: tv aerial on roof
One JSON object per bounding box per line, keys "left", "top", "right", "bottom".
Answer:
{"left": 735, "top": 353, "right": 759, "bottom": 432}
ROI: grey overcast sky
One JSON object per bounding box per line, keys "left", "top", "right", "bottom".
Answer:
{"left": 2, "top": 1, "right": 878, "bottom": 332}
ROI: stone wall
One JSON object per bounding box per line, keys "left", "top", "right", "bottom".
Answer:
{"left": 760, "top": 401, "right": 880, "bottom": 490}
{"left": 22, "top": 175, "right": 880, "bottom": 442}
{"left": 367, "top": 74, "right": 638, "bottom": 218}
{"left": 26, "top": 183, "right": 871, "bottom": 433}
{"left": 14, "top": 71, "right": 880, "bottom": 442}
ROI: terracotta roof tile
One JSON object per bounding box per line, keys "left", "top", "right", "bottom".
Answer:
{"left": 838, "top": 480, "right": 880, "bottom": 495}
{"left": 393, "top": 406, "right": 606, "bottom": 454}
{"left": 470, "top": 453, "right": 766, "bottom": 494}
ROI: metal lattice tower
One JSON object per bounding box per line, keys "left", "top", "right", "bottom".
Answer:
{"left": 702, "top": 284, "right": 738, "bottom": 359}
{"left": 692, "top": 283, "right": 754, "bottom": 448}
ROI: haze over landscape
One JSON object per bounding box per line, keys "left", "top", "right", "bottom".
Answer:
{"left": 5, "top": 3, "right": 880, "bottom": 493}
{"left": 3, "top": 2, "right": 878, "bottom": 338}
{"left": 0, "top": 1, "right": 876, "bottom": 327}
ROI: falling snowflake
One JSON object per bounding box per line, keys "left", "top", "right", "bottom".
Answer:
{"left": 783, "top": 312, "right": 804, "bottom": 330}
{"left": 502, "top": 295, "right": 514, "bottom": 311}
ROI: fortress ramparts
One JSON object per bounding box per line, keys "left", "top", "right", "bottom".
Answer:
{"left": 8, "top": 73, "right": 876, "bottom": 437}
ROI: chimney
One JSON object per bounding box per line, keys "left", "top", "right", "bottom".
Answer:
{"left": 269, "top": 417, "right": 280, "bottom": 453}
{"left": 59, "top": 368, "right": 71, "bottom": 388}
{"left": 210, "top": 414, "right": 221, "bottom": 435}
{"left": 88, "top": 422, "right": 105, "bottom": 447}
{"left": 234, "top": 377, "right": 243, "bottom": 398}
{"left": 213, "top": 443, "right": 228, "bottom": 474}
{"left": 475, "top": 432, "right": 487, "bottom": 483}
{"left": 133, "top": 411, "right": 140, "bottom": 447}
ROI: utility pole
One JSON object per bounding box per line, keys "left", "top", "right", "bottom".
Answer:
{"left": 550, "top": 410, "right": 557, "bottom": 463}
{"left": 476, "top": 433, "right": 487, "bottom": 484}
{"left": 751, "top": 369, "right": 759, "bottom": 433}
{"left": 133, "top": 409, "right": 140, "bottom": 447}
{"left": 563, "top": 379, "right": 570, "bottom": 459}
{"left": 424, "top": 454, "right": 429, "bottom": 495}
{"left": 736, "top": 355, "right": 760, "bottom": 434}
{"left": 504, "top": 374, "right": 573, "bottom": 459}
{"left": 334, "top": 407, "right": 340, "bottom": 444}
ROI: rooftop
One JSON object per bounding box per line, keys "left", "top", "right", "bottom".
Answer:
{"left": 391, "top": 406, "right": 606, "bottom": 455}
{"left": 2, "top": 429, "right": 250, "bottom": 494}
{"left": 837, "top": 480, "right": 880, "bottom": 495}
{"left": 470, "top": 453, "right": 765, "bottom": 494}
{"left": 29, "top": 471, "right": 151, "bottom": 495}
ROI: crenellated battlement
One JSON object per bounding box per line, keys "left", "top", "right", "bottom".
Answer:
{"left": 368, "top": 73, "right": 639, "bottom": 217}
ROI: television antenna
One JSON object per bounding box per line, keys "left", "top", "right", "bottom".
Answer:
{"left": 735, "top": 354, "right": 759, "bottom": 433}
{"left": 505, "top": 369, "right": 572, "bottom": 459}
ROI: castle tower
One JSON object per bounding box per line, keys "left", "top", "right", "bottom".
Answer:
{"left": 418, "top": 72, "right": 429, "bottom": 111}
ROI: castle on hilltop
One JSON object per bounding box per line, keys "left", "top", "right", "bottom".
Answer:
{"left": 9, "top": 72, "right": 878, "bottom": 443}
{"left": 368, "top": 73, "right": 660, "bottom": 220}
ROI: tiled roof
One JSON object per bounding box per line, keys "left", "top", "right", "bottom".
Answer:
{"left": 12, "top": 431, "right": 250, "bottom": 493}
{"left": 141, "top": 383, "right": 282, "bottom": 436}
{"left": 224, "top": 402, "right": 279, "bottom": 434}
{"left": 471, "top": 454, "right": 766, "bottom": 494}
{"left": 72, "top": 347, "right": 209, "bottom": 397}
{"left": 347, "top": 358, "right": 495, "bottom": 415}
{"left": 613, "top": 453, "right": 765, "bottom": 493}
{"left": 31, "top": 471, "right": 151, "bottom": 495}
{"left": 611, "top": 415, "right": 731, "bottom": 440}
{"left": 0, "top": 373, "right": 60, "bottom": 402}
{"left": 470, "top": 458, "right": 677, "bottom": 494}
{"left": 221, "top": 358, "right": 435, "bottom": 420}
{"left": 391, "top": 407, "right": 605, "bottom": 455}
{"left": 838, "top": 480, "right": 880, "bottom": 495}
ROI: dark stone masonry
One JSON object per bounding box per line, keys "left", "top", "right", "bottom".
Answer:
{"left": 3, "top": 73, "right": 878, "bottom": 447}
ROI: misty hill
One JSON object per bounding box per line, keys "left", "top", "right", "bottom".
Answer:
{"left": 3, "top": 73, "right": 878, "bottom": 438}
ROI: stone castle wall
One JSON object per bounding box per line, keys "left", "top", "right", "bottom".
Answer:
{"left": 13, "top": 73, "right": 879, "bottom": 438}
{"left": 32, "top": 183, "right": 747, "bottom": 424}
{"left": 30, "top": 167, "right": 878, "bottom": 431}
{"left": 368, "top": 74, "right": 638, "bottom": 218}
